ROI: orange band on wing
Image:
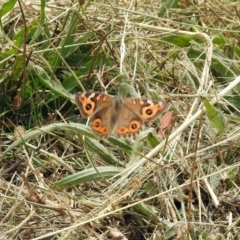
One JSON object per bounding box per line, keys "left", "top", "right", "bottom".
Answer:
{"left": 141, "top": 102, "right": 166, "bottom": 120}
{"left": 91, "top": 118, "right": 109, "bottom": 136}
{"left": 115, "top": 120, "right": 141, "bottom": 135}
{"left": 78, "top": 95, "right": 96, "bottom": 116}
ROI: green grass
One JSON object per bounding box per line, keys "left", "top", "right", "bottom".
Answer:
{"left": 1, "top": 0, "right": 240, "bottom": 239}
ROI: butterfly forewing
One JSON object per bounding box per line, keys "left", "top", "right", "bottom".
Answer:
{"left": 123, "top": 98, "right": 168, "bottom": 122}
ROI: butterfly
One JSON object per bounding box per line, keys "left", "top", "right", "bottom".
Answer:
{"left": 75, "top": 92, "right": 168, "bottom": 137}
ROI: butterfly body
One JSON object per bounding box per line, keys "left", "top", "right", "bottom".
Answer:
{"left": 75, "top": 92, "right": 168, "bottom": 137}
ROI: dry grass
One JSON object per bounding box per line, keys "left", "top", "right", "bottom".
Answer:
{"left": 1, "top": 0, "right": 240, "bottom": 239}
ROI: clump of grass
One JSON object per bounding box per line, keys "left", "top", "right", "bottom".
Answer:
{"left": 1, "top": 0, "right": 240, "bottom": 239}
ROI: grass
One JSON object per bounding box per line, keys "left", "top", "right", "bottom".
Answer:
{"left": 1, "top": 0, "right": 240, "bottom": 239}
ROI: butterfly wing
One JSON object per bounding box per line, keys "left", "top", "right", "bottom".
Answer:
{"left": 75, "top": 92, "right": 112, "bottom": 117}
{"left": 114, "top": 98, "right": 168, "bottom": 136}
{"left": 75, "top": 92, "right": 114, "bottom": 136}
{"left": 124, "top": 98, "right": 168, "bottom": 121}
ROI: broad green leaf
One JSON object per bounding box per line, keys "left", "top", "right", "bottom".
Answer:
{"left": 48, "top": 12, "right": 79, "bottom": 70}
{"left": 62, "top": 51, "right": 111, "bottom": 91}
{"left": 133, "top": 203, "right": 160, "bottom": 222}
{"left": 54, "top": 166, "right": 123, "bottom": 189}
{"left": 146, "top": 132, "right": 161, "bottom": 147}
{"left": 188, "top": 49, "right": 240, "bottom": 80}
{"left": 2, "top": 122, "right": 93, "bottom": 156}
{"left": 211, "top": 57, "right": 236, "bottom": 79}
{"left": 2, "top": 122, "right": 127, "bottom": 168}
{"left": 108, "top": 136, "right": 133, "bottom": 154}
{"left": 0, "top": 0, "right": 17, "bottom": 20}
{"left": 158, "top": 0, "right": 179, "bottom": 17}
{"left": 38, "top": 74, "right": 73, "bottom": 99}
{"left": 66, "top": 31, "right": 95, "bottom": 56}
{"left": 85, "top": 138, "right": 125, "bottom": 167}
{"left": 201, "top": 97, "right": 225, "bottom": 133}
{"left": 162, "top": 35, "right": 189, "bottom": 47}
{"left": 12, "top": 55, "right": 25, "bottom": 81}
{"left": 213, "top": 36, "right": 229, "bottom": 45}
{"left": 224, "top": 90, "right": 240, "bottom": 109}
{"left": 161, "top": 35, "right": 203, "bottom": 47}
{"left": 233, "top": 45, "right": 240, "bottom": 59}
{"left": 30, "top": 0, "right": 46, "bottom": 43}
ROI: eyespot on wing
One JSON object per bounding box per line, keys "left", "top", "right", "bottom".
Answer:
{"left": 141, "top": 101, "right": 168, "bottom": 121}
{"left": 115, "top": 120, "right": 142, "bottom": 136}
{"left": 75, "top": 93, "right": 97, "bottom": 117}
{"left": 91, "top": 118, "right": 109, "bottom": 136}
